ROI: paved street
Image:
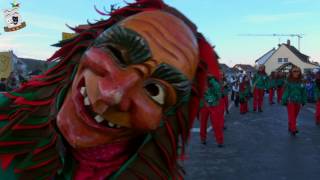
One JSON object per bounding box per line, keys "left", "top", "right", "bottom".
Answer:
{"left": 183, "top": 97, "right": 320, "bottom": 180}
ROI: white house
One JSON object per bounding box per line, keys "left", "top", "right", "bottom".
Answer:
{"left": 255, "top": 40, "right": 319, "bottom": 74}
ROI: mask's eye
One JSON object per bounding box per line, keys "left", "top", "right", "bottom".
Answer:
{"left": 144, "top": 82, "right": 166, "bottom": 105}
{"left": 93, "top": 25, "right": 151, "bottom": 67}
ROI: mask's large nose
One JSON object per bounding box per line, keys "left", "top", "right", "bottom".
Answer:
{"left": 84, "top": 47, "right": 163, "bottom": 130}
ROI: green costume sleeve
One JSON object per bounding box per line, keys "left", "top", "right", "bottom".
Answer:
{"left": 253, "top": 74, "right": 257, "bottom": 83}
{"left": 239, "top": 91, "right": 245, "bottom": 101}
{"left": 267, "top": 79, "right": 271, "bottom": 89}
{"left": 314, "top": 86, "right": 320, "bottom": 102}
{"left": 199, "top": 99, "right": 204, "bottom": 109}
{"left": 204, "top": 79, "right": 222, "bottom": 106}
{"left": 268, "top": 79, "right": 276, "bottom": 89}
{"left": 264, "top": 76, "right": 270, "bottom": 89}
{"left": 276, "top": 79, "right": 284, "bottom": 87}
{"left": 0, "top": 93, "right": 10, "bottom": 107}
{"left": 239, "top": 92, "right": 246, "bottom": 103}
{"left": 281, "top": 83, "right": 289, "bottom": 105}
{"left": 0, "top": 163, "right": 17, "bottom": 180}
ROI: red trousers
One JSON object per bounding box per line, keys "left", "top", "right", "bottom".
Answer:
{"left": 269, "top": 89, "right": 274, "bottom": 104}
{"left": 316, "top": 101, "right": 320, "bottom": 124}
{"left": 287, "top": 102, "right": 301, "bottom": 132}
{"left": 253, "top": 88, "right": 265, "bottom": 110}
{"left": 200, "top": 101, "right": 224, "bottom": 144}
{"left": 277, "top": 87, "right": 284, "bottom": 103}
{"left": 240, "top": 101, "right": 248, "bottom": 113}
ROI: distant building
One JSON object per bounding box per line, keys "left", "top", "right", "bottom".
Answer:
{"left": 219, "top": 63, "right": 233, "bottom": 74}
{"left": 233, "top": 64, "right": 256, "bottom": 76}
{"left": 0, "top": 51, "right": 47, "bottom": 88}
{"left": 255, "top": 40, "right": 319, "bottom": 74}
{"left": 0, "top": 51, "right": 14, "bottom": 79}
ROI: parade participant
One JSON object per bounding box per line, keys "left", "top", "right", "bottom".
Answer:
{"left": 314, "top": 71, "right": 320, "bottom": 125}
{"left": 230, "top": 76, "right": 236, "bottom": 101}
{"left": 232, "top": 80, "right": 240, "bottom": 107}
{"left": 0, "top": 0, "right": 221, "bottom": 179}
{"left": 222, "top": 72, "right": 230, "bottom": 114}
{"left": 282, "top": 66, "right": 307, "bottom": 136}
{"left": 268, "top": 71, "right": 277, "bottom": 105}
{"left": 252, "top": 65, "right": 268, "bottom": 112}
{"left": 200, "top": 75, "right": 224, "bottom": 147}
{"left": 239, "top": 75, "right": 250, "bottom": 114}
{"left": 306, "top": 77, "right": 315, "bottom": 103}
{"left": 276, "top": 71, "right": 285, "bottom": 104}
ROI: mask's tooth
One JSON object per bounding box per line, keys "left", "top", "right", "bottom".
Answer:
{"left": 84, "top": 97, "right": 90, "bottom": 106}
{"left": 94, "top": 115, "right": 105, "bottom": 123}
{"left": 80, "top": 87, "right": 87, "bottom": 96}
{"left": 108, "top": 122, "right": 115, "bottom": 128}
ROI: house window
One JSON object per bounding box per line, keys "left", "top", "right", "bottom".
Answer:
{"left": 278, "top": 58, "right": 288, "bottom": 64}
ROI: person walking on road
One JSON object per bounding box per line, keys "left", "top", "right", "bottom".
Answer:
{"left": 232, "top": 81, "right": 240, "bottom": 107}
{"left": 282, "top": 66, "right": 307, "bottom": 136}
{"left": 239, "top": 75, "right": 250, "bottom": 114}
{"left": 268, "top": 71, "right": 277, "bottom": 105}
{"left": 252, "top": 65, "right": 269, "bottom": 112}
{"left": 314, "top": 71, "right": 320, "bottom": 125}
{"left": 222, "top": 72, "right": 230, "bottom": 114}
{"left": 200, "top": 76, "right": 224, "bottom": 147}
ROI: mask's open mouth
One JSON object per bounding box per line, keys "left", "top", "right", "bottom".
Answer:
{"left": 73, "top": 78, "right": 124, "bottom": 131}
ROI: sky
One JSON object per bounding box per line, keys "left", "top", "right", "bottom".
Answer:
{"left": 0, "top": 0, "right": 319, "bottom": 66}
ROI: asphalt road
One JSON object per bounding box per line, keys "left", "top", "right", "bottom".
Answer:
{"left": 182, "top": 97, "right": 320, "bottom": 180}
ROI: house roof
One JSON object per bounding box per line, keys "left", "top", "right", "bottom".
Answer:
{"left": 219, "top": 63, "right": 233, "bottom": 73}
{"left": 255, "top": 43, "right": 318, "bottom": 67}
{"left": 255, "top": 48, "right": 276, "bottom": 64}
{"left": 284, "top": 44, "right": 310, "bottom": 64}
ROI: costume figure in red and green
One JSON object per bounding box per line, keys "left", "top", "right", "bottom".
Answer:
{"left": 199, "top": 73, "right": 224, "bottom": 147}
{"left": 0, "top": 0, "right": 221, "bottom": 179}
{"left": 252, "top": 65, "right": 269, "bottom": 112}
{"left": 282, "top": 66, "right": 307, "bottom": 136}
{"left": 314, "top": 71, "right": 320, "bottom": 125}
{"left": 239, "top": 75, "right": 250, "bottom": 114}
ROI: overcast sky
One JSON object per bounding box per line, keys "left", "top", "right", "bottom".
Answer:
{"left": 0, "top": 0, "right": 319, "bottom": 66}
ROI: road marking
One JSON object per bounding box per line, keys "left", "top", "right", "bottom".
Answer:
{"left": 191, "top": 102, "right": 234, "bottom": 133}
